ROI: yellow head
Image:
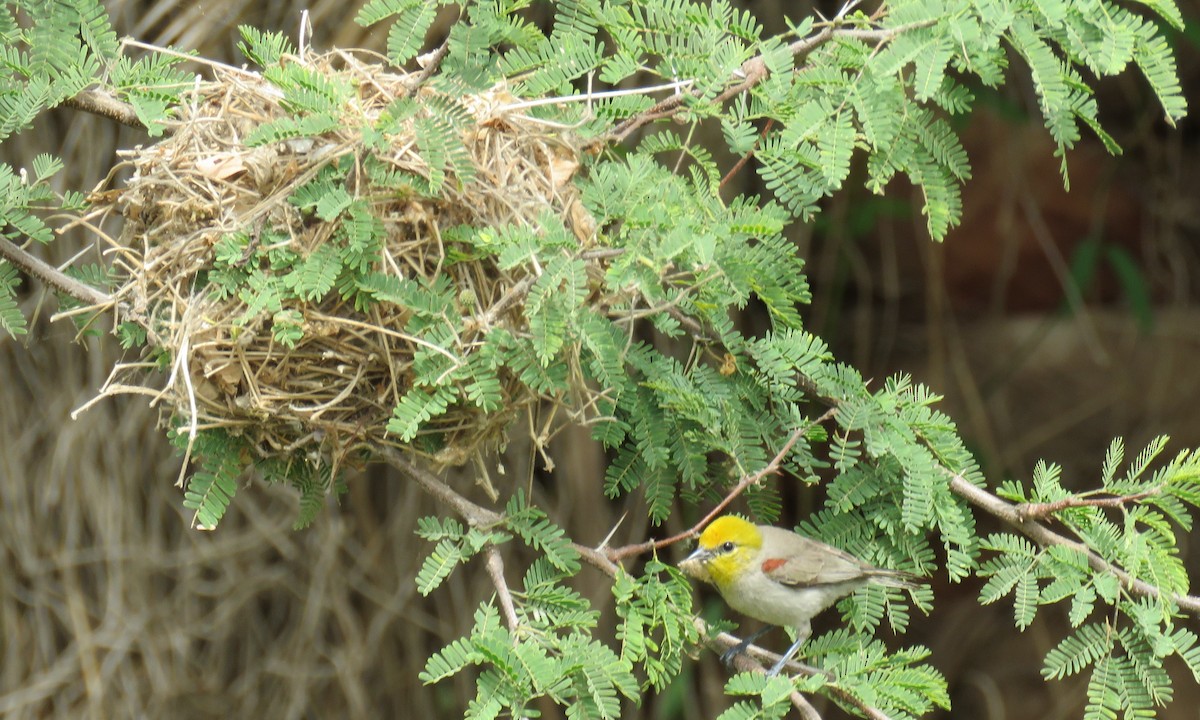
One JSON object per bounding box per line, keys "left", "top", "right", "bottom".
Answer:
{"left": 680, "top": 515, "right": 763, "bottom": 589}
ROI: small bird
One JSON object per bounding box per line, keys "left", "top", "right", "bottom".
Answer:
{"left": 679, "top": 514, "right": 917, "bottom": 676}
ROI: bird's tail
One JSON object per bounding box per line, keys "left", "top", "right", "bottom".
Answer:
{"left": 869, "top": 568, "right": 922, "bottom": 590}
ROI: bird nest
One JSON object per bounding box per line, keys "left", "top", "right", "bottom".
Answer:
{"left": 88, "top": 49, "right": 598, "bottom": 477}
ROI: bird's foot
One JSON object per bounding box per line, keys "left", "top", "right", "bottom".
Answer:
{"left": 720, "top": 627, "right": 771, "bottom": 667}
{"left": 719, "top": 640, "right": 752, "bottom": 667}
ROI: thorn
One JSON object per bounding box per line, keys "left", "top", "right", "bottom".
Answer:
{"left": 596, "top": 512, "right": 628, "bottom": 551}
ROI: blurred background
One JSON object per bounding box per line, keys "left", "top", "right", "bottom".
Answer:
{"left": 1, "top": 1, "right": 1198, "bottom": 717}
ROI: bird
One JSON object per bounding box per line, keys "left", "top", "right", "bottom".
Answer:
{"left": 679, "top": 514, "right": 918, "bottom": 676}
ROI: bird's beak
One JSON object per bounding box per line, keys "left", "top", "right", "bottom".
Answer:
{"left": 678, "top": 546, "right": 714, "bottom": 582}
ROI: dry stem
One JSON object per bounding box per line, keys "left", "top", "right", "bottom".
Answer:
{"left": 0, "top": 236, "right": 113, "bottom": 308}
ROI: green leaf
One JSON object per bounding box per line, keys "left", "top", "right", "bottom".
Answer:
{"left": 388, "top": 385, "right": 458, "bottom": 441}
{"left": 506, "top": 494, "right": 581, "bottom": 574}
{"left": 0, "top": 261, "right": 26, "bottom": 337}
{"left": 421, "top": 636, "right": 481, "bottom": 683}
{"left": 386, "top": 2, "right": 438, "bottom": 65}
{"left": 417, "top": 538, "right": 466, "bottom": 595}
{"left": 238, "top": 25, "right": 295, "bottom": 66}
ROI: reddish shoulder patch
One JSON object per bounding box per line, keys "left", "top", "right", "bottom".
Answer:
{"left": 761, "top": 558, "right": 787, "bottom": 573}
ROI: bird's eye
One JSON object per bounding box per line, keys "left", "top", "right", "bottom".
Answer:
{"left": 721, "top": 541, "right": 735, "bottom": 553}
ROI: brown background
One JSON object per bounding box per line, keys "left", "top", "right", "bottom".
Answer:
{"left": 1, "top": 1, "right": 1198, "bottom": 717}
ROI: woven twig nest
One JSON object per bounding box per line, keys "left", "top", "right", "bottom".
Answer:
{"left": 91, "top": 50, "right": 598, "bottom": 477}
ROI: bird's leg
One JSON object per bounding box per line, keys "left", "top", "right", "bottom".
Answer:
{"left": 719, "top": 626, "right": 772, "bottom": 666}
{"left": 765, "top": 625, "right": 811, "bottom": 677}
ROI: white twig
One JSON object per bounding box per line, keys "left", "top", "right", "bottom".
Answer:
{"left": 835, "top": 0, "right": 864, "bottom": 21}
{"left": 499, "top": 79, "right": 696, "bottom": 112}
{"left": 171, "top": 331, "right": 199, "bottom": 492}
{"left": 120, "top": 37, "right": 258, "bottom": 78}
{"left": 298, "top": 9, "right": 312, "bottom": 57}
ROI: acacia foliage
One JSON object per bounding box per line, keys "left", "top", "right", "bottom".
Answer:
{"left": 0, "top": 0, "right": 1195, "bottom": 717}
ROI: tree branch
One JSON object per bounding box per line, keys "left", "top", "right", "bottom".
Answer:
{"left": 1016, "top": 489, "right": 1159, "bottom": 521}
{"left": 720, "top": 118, "right": 774, "bottom": 188}
{"left": 381, "top": 448, "right": 503, "bottom": 527}
{"left": 825, "top": 686, "right": 894, "bottom": 720}
{"left": 0, "top": 236, "right": 113, "bottom": 307}
{"left": 485, "top": 545, "right": 520, "bottom": 632}
{"left": 791, "top": 690, "right": 823, "bottom": 720}
{"left": 711, "top": 622, "right": 894, "bottom": 720}
{"left": 412, "top": 33, "right": 453, "bottom": 90}
{"left": 713, "top": 628, "right": 832, "bottom": 681}
{"left": 62, "top": 87, "right": 146, "bottom": 130}
{"left": 596, "top": 17, "right": 936, "bottom": 147}
{"left": 947, "top": 472, "right": 1200, "bottom": 614}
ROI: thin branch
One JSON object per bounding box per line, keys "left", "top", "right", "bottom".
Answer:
{"left": 121, "top": 37, "right": 258, "bottom": 78}
{"left": 707, "top": 622, "right": 895, "bottom": 720}
{"left": 948, "top": 472, "right": 1200, "bottom": 614}
{"left": 465, "top": 276, "right": 536, "bottom": 332}
{"left": 596, "top": 18, "right": 936, "bottom": 147}
{"left": 411, "top": 24, "right": 455, "bottom": 90}
{"left": 605, "top": 407, "right": 837, "bottom": 562}
{"left": 666, "top": 306, "right": 706, "bottom": 337}
{"left": 382, "top": 445, "right": 620, "bottom": 575}
{"left": 825, "top": 685, "right": 894, "bottom": 720}
{"left": 485, "top": 545, "right": 520, "bottom": 632}
{"left": 713, "top": 629, "right": 832, "bottom": 681}
{"left": 170, "top": 328, "right": 199, "bottom": 493}
{"left": 1, "top": 233, "right": 164, "bottom": 349}
{"left": 0, "top": 236, "right": 113, "bottom": 307}
{"left": 720, "top": 118, "right": 774, "bottom": 189}
{"left": 380, "top": 448, "right": 502, "bottom": 527}
{"left": 574, "top": 542, "right": 620, "bottom": 576}
{"left": 62, "top": 87, "right": 145, "bottom": 129}
{"left": 1016, "top": 489, "right": 1158, "bottom": 521}
{"left": 500, "top": 79, "right": 696, "bottom": 112}
{"left": 608, "top": 287, "right": 695, "bottom": 326}
{"left": 579, "top": 248, "right": 625, "bottom": 260}
{"left": 791, "top": 691, "right": 823, "bottom": 720}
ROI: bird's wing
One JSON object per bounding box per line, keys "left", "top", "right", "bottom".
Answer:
{"left": 756, "top": 527, "right": 870, "bottom": 588}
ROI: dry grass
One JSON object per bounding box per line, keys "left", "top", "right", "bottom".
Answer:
{"left": 0, "top": 328, "right": 489, "bottom": 718}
